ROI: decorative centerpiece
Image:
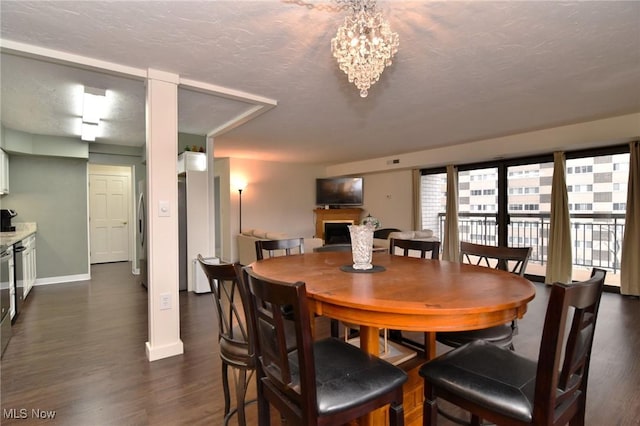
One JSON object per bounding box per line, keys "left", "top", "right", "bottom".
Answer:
{"left": 348, "top": 214, "right": 380, "bottom": 270}
{"left": 361, "top": 214, "right": 381, "bottom": 229}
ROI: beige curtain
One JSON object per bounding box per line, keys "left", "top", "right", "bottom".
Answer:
{"left": 545, "top": 152, "right": 572, "bottom": 284}
{"left": 442, "top": 165, "right": 459, "bottom": 261}
{"left": 620, "top": 141, "right": 640, "bottom": 296}
{"left": 412, "top": 169, "right": 422, "bottom": 231}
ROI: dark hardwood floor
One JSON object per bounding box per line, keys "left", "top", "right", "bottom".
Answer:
{"left": 1, "top": 262, "right": 638, "bottom": 425}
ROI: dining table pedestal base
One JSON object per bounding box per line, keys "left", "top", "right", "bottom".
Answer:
{"left": 356, "top": 326, "right": 431, "bottom": 426}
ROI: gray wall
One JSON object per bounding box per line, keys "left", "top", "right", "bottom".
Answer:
{"left": 88, "top": 142, "right": 146, "bottom": 187}
{"left": 3, "top": 127, "right": 88, "bottom": 158}
{"left": 1, "top": 127, "right": 148, "bottom": 281}
{"left": 5, "top": 155, "right": 89, "bottom": 278}
{"left": 1, "top": 127, "right": 206, "bottom": 280}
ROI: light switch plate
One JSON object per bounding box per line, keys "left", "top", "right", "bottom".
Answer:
{"left": 160, "top": 293, "right": 171, "bottom": 310}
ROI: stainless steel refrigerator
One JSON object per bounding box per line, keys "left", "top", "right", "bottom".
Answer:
{"left": 178, "top": 175, "right": 187, "bottom": 291}
{"left": 137, "top": 180, "right": 148, "bottom": 289}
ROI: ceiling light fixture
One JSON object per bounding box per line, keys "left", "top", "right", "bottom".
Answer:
{"left": 80, "top": 86, "right": 106, "bottom": 142}
{"left": 331, "top": 0, "right": 399, "bottom": 98}
{"left": 81, "top": 122, "right": 99, "bottom": 142}
{"left": 82, "top": 87, "right": 106, "bottom": 124}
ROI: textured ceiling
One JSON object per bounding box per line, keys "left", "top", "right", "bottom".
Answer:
{"left": 1, "top": 1, "right": 639, "bottom": 165}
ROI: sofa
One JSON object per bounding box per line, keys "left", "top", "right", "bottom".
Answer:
{"left": 237, "top": 229, "right": 323, "bottom": 265}
{"left": 373, "top": 228, "right": 440, "bottom": 251}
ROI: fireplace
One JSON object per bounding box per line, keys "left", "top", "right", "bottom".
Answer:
{"left": 314, "top": 208, "right": 363, "bottom": 240}
{"left": 324, "top": 221, "right": 353, "bottom": 245}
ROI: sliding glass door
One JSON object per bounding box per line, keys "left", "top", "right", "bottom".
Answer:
{"left": 458, "top": 167, "right": 499, "bottom": 246}
{"left": 420, "top": 145, "right": 630, "bottom": 285}
{"left": 564, "top": 153, "right": 629, "bottom": 285}
{"left": 506, "top": 161, "right": 553, "bottom": 277}
{"left": 419, "top": 171, "right": 446, "bottom": 241}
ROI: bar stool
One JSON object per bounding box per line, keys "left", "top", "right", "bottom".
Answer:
{"left": 197, "top": 255, "right": 254, "bottom": 426}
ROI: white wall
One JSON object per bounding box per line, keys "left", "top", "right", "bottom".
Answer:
{"left": 361, "top": 169, "right": 413, "bottom": 231}
{"left": 221, "top": 158, "right": 325, "bottom": 262}
{"left": 327, "top": 113, "right": 640, "bottom": 176}
{"left": 214, "top": 157, "right": 231, "bottom": 262}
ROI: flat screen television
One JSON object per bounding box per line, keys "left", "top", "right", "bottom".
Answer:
{"left": 316, "top": 177, "right": 363, "bottom": 207}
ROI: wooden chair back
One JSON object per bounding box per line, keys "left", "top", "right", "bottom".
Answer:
{"left": 459, "top": 241, "right": 531, "bottom": 275}
{"left": 242, "top": 266, "right": 407, "bottom": 426}
{"left": 387, "top": 238, "right": 440, "bottom": 350}
{"left": 255, "top": 238, "right": 305, "bottom": 260}
{"left": 532, "top": 268, "right": 605, "bottom": 424}
{"left": 197, "top": 255, "right": 252, "bottom": 357}
{"left": 389, "top": 238, "right": 440, "bottom": 259}
{"left": 198, "top": 257, "right": 256, "bottom": 425}
{"left": 242, "top": 267, "right": 319, "bottom": 422}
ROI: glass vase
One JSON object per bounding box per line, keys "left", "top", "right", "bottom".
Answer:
{"left": 349, "top": 225, "right": 374, "bottom": 270}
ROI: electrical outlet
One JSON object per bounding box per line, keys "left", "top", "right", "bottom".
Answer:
{"left": 160, "top": 293, "right": 171, "bottom": 310}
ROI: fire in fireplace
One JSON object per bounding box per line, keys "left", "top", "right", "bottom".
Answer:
{"left": 324, "top": 221, "right": 353, "bottom": 245}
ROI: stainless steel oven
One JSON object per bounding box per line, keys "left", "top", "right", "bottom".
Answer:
{"left": 1, "top": 244, "right": 13, "bottom": 357}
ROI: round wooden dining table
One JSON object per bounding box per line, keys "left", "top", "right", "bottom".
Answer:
{"left": 251, "top": 251, "right": 536, "bottom": 360}
{"left": 251, "top": 251, "right": 536, "bottom": 425}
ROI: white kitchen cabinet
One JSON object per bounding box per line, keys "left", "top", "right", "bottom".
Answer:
{"left": 22, "top": 235, "right": 36, "bottom": 299}
{"left": 0, "top": 149, "right": 9, "bottom": 195}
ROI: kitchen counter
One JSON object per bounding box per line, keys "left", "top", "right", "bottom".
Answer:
{"left": 0, "top": 222, "right": 37, "bottom": 247}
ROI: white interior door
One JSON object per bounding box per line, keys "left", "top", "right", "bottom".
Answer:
{"left": 90, "top": 172, "right": 130, "bottom": 264}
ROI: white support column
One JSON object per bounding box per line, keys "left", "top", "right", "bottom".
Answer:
{"left": 145, "top": 69, "right": 183, "bottom": 361}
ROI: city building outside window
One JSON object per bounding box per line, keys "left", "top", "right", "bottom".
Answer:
{"left": 420, "top": 147, "right": 630, "bottom": 287}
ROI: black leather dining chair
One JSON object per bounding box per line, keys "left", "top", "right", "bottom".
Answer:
{"left": 388, "top": 238, "right": 441, "bottom": 350}
{"left": 241, "top": 265, "right": 408, "bottom": 426}
{"left": 389, "top": 238, "right": 441, "bottom": 259}
{"left": 255, "top": 237, "right": 305, "bottom": 260}
{"left": 435, "top": 242, "right": 532, "bottom": 351}
{"left": 419, "top": 268, "right": 606, "bottom": 426}
{"left": 313, "top": 243, "right": 359, "bottom": 339}
{"left": 255, "top": 238, "right": 342, "bottom": 339}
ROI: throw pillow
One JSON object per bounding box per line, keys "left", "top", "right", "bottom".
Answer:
{"left": 414, "top": 230, "right": 434, "bottom": 238}
{"left": 388, "top": 231, "right": 415, "bottom": 240}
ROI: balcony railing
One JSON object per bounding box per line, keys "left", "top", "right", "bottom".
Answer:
{"left": 437, "top": 212, "right": 626, "bottom": 275}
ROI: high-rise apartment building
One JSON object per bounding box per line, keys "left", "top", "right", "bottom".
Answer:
{"left": 420, "top": 153, "right": 630, "bottom": 281}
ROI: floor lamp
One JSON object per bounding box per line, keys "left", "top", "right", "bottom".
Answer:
{"left": 233, "top": 179, "right": 247, "bottom": 233}
{"left": 238, "top": 188, "right": 243, "bottom": 233}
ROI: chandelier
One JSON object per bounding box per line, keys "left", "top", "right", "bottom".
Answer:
{"left": 331, "top": 0, "right": 399, "bottom": 98}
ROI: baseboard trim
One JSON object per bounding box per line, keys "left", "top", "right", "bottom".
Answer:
{"left": 145, "top": 340, "right": 184, "bottom": 362}
{"left": 34, "top": 273, "right": 92, "bottom": 286}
